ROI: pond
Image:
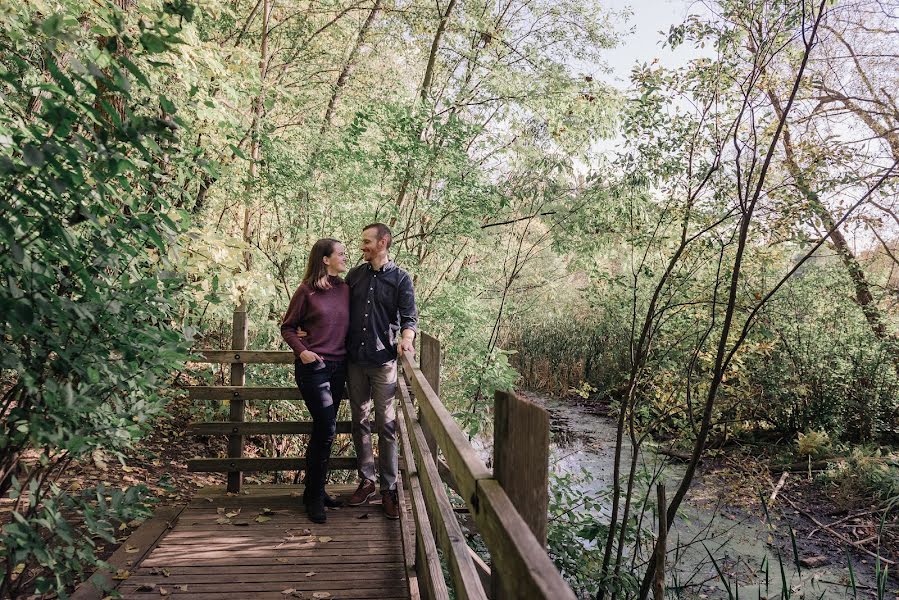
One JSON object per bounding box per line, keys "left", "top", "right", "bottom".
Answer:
{"left": 484, "top": 391, "right": 888, "bottom": 599}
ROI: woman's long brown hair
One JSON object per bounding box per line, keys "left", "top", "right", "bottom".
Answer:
{"left": 302, "top": 238, "right": 342, "bottom": 291}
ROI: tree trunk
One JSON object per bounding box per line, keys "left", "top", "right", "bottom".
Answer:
{"left": 766, "top": 88, "right": 899, "bottom": 374}
{"left": 320, "top": 0, "right": 383, "bottom": 134}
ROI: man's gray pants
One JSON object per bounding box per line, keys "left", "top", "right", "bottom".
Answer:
{"left": 347, "top": 361, "right": 398, "bottom": 491}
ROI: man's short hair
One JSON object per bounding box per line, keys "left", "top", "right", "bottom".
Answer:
{"left": 363, "top": 222, "right": 392, "bottom": 249}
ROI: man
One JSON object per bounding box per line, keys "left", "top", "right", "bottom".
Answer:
{"left": 345, "top": 223, "right": 417, "bottom": 519}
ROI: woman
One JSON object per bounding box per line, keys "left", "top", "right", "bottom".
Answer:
{"left": 281, "top": 238, "right": 349, "bottom": 524}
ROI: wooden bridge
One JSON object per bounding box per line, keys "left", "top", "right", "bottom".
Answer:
{"left": 74, "top": 308, "right": 576, "bottom": 600}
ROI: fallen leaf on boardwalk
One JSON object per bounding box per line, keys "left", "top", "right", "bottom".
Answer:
{"left": 262, "top": 507, "right": 275, "bottom": 515}
{"left": 290, "top": 492, "right": 302, "bottom": 498}
{"left": 158, "top": 587, "right": 169, "bottom": 596}
{"left": 111, "top": 569, "right": 130, "bottom": 580}
{"left": 281, "top": 589, "right": 297, "bottom": 595}
{"left": 215, "top": 517, "right": 231, "bottom": 525}
{"left": 127, "top": 518, "right": 145, "bottom": 527}
{"left": 312, "top": 593, "right": 331, "bottom": 599}
{"left": 125, "top": 545, "right": 140, "bottom": 554}
{"left": 226, "top": 492, "right": 238, "bottom": 497}
{"left": 305, "top": 571, "right": 317, "bottom": 577}
{"left": 276, "top": 557, "right": 290, "bottom": 563}
{"left": 225, "top": 510, "right": 240, "bottom": 518}
{"left": 318, "top": 536, "right": 332, "bottom": 543}
{"left": 204, "top": 497, "right": 214, "bottom": 503}
{"left": 176, "top": 585, "right": 189, "bottom": 591}
{"left": 302, "top": 528, "right": 312, "bottom": 535}
{"left": 136, "top": 583, "right": 156, "bottom": 592}
{"left": 216, "top": 507, "right": 226, "bottom": 515}
{"left": 255, "top": 515, "right": 271, "bottom": 523}
{"left": 357, "top": 513, "right": 369, "bottom": 519}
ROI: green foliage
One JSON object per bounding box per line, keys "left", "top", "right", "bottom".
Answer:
{"left": 547, "top": 471, "right": 610, "bottom": 598}
{"left": 0, "top": 1, "right": 197, "bottom": 595}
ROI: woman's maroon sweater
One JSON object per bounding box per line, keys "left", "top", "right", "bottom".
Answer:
{"left": 280, "top": 277, "right": 349, "bottom": 361}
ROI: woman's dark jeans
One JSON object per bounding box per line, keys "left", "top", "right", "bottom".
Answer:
{"left": 295, "top": 358, "right": 346, "bottom": 502}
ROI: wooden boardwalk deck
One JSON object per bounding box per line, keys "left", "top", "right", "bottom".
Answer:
{"left": 109, "top": 484, "right": 411, "bottom": 599}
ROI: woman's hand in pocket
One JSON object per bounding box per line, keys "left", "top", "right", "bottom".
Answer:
{"left": 300, "top": 350, "right": 322, "bottom": 365}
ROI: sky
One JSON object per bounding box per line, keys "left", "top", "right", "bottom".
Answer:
{"left": 599, "top": 0, "right": 704, "bottom": 85}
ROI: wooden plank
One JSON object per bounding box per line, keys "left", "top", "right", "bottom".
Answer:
{"left": 126, "top": 570, "right": 405, "bottom": 584}
{"left": 468, "top": 547, "right": 492, "bottom": 598}
{"left": 71, "top": 505, "right": 186, "bottom": 600}
{"left": 188, "top": 421, "right": 345, "bottom": 435}
{"left": 227, "top": 306, "right": 248, "bottom": 493}
{"left": 396, "top": 385, "right": 448, "bottom": 600}
{"left": 493, "top": 390, "right": 549, "bottom": 545}
{"left": 188, "top": 386, "right": 302, "bottom": 401}
{"left": 419, "top": 333, "right": 441, "bottom": 458}
{"left": 119, "top": 588, "right": 408, "bottom": 600}
{"left": 142, "top": 552, "right": 404, "bottom": 567}
{"left": 197, "top": 350, "right": 295, "bottom": 364}
{"left": 187, "top": 457, "right": 357, "bottom": 472}
{"left": 395, "top": 430, "right": 422, "bottom": 600}
{"left": 419, "top": 333, "right": 441, "bottom": 396}
{"left": 474, "top": 479, "right": 576, "bottom": 600}
{"left": 400, "top": 354, "right": 491, "bottom": 506}
{"left": 188, "top": 420, "right": 376, "bottom": 435}
{"left": 120, "top": 593, "right": 408, "bottom": 600}
{"left": 119, "top": 581, "right": 407, "bottom": 593}
{"left": 399, "top": 380, "right": 487, "bottom": 600}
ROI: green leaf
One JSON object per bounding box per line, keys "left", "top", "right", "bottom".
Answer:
{"left": 159, "top": 95, "right": 176, "bottom": 114}
{"left": 139, "top": 33, "right": 167, "bottom": 54}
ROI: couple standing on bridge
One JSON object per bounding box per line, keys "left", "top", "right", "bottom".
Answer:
{"left": 280, "top": 223, "right": 418, "bottom": 525}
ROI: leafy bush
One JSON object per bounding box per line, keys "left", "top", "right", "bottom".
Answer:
{"left": 0, "top": 2, "right": 196, "bottom": 595}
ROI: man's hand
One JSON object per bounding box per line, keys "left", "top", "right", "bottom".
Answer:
{"left": 398, "top": 332, "right": 415, "bottom": 357}
{"left": 299, "top": 349, "right": 322, "bottom": 365}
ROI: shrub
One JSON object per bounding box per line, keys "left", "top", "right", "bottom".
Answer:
{"left": 0, "top": 2, "right": 195, "bottom": 596}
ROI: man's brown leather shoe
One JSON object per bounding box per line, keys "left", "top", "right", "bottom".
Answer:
{"left": 347, "top": 479, "right": 376, "bottom": 506}
{"left": 382, "top": 489, "right": 399, "bottom": 520}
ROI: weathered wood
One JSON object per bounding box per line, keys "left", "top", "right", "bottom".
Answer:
{"left": 474, "top": 479, "right": 577, "bottom": 600}
{"left": 227, "top": 306, "right": 248, "bottom": 493}
{"left": 197, "top": 350, "right": 295, "bottom": 364}
{"left": 396, "top": 385, "right": 449, "bottom": 600}
{"left": 395, "top": 458, "right": 422, "bottom": 600}
{"left": 188, "top": 386, "right": 303, "bottom": 401}
{"left": 493, "top": 390, "right": 549, "bottom": 545}
{"left": 399, "top": 380, "right": 487, "bottom": 600}
{"left": 419, "top": 334, "right": 441, "bottom": 396}
{"left": 71, "top": 505, "right": 186, "bottom": 600}
{"left": 187, "top": 457, "right": 357, "bottom": 472}
{"left": 126, "top": 485, "right": 410, "bottom": 599}
{"left": 468, "top": 547, "right": 492, "bottom": 598}
{"left": 653, "top": 483, "right": 667, "bottom": 600}
{"left": 400, "top": 354, "right": 491, "bottom": 506}
{"left": 188, "top": 420, "right": 361, "bottom": 435}
{"left": 418, "top": 333, "right": 441, "bottom": 459}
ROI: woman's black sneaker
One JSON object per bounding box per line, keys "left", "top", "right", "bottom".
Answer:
{"left": 306, "top": 497, "right": 326, "bottom": 524}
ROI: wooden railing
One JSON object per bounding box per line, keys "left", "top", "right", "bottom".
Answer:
{"left": 185, "top": 310, "right": 575, "bottom": 599}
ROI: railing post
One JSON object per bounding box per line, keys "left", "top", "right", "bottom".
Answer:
{"left": 227, "top": 303, "right": 248, "bottom": 493}
{"left": 492, "top": 390, "right": 550, "bottom": 598}
{"left": 418, "top": 333, "right": 441, "bottom": 458}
